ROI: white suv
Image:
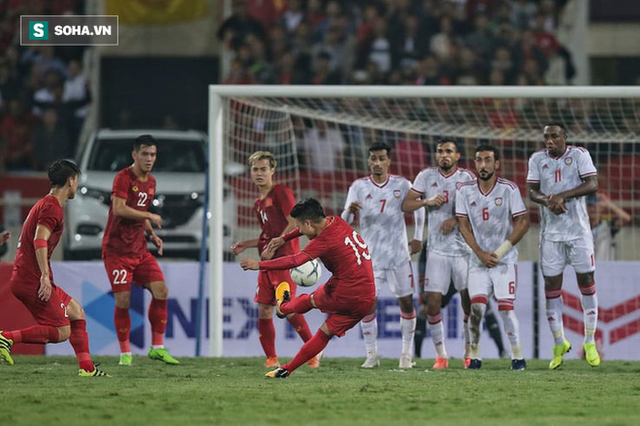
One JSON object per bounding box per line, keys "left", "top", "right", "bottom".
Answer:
{"left": 64, "top": 129, "right": 237, "bottom": 259}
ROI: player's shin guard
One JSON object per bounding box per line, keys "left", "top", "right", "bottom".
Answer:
{"left": 69, "top": 319, "right": 95, "bottom": 372}
{"left": 579, "top": 282, "right": 598, "bottom": 344}
{"left": 414, "top": 313, "right": 426, "bottom": 358}
{"left": 400, "top": 310, "right": 416, "bottom": 356}
{"left": 149, "top": 298, "right": 167, "bottom": 347}
{"left": 258, "top": 318, "right": 277, "bottom": 358}
{"left": 282, "top": 329, "right": 331, "bottom": 374}
{"left": 427, "top": 313, "right": 447, "bottom": 358}
{"left": 2, "top": 325, "right": 60, "bottom": 344}
{"left": 287, "top": 313, "right": 313, "bottom": 342}
{"left": 360, "top": 313, "right": 378, "bottom": 356}
{"left": 469, "top": 299, "right": 487, "bottom": 359}
{"left": 545, "top": 289, "right": 565, "bottom": 345}
{"left": 114, "top": 306, "right": 131, "bottom": 353}
{"left": 498, "top": 306, "right": 523, "bottom": 359}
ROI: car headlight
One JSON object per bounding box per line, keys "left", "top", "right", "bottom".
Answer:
{"left": 80, "top": 186, "right": 111, "bottom": 206}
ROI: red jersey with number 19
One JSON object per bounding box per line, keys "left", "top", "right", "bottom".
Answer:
{"left": 102, "top": 168, "right": 155, "bottom": 257}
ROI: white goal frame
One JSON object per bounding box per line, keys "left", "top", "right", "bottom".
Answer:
{"left": 208, "top": 85, "right": 640, "bottom": 357}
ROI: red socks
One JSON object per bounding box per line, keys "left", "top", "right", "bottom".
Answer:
{"left": 2, "top": 326, "right": 60, "bottom": 344}
{"left": 287, "top": 314, "right": 312, "bottom": 342}
{"left": 114, "top": 306, "right": 131, "bottom": 353}
{"left": 69, "top": 319, "right": 94, "bottom": 371}
{"left": 282, "top": 329, "right": 331, "bottom": 374}
{"left": 281, "top": 293, "right": 313, "bottom": 316}
{"left": 258, "top": 318, "right": 277, "bottom": 358}
{"left": 149, "top": 298, "right": 167, "bottom": 346}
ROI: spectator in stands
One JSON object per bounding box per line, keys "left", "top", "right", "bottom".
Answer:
{"left": 280, "top": 0, "right": 305, "bottom": 35}
{"left": 587, "top": 193, "right": 632, "bottom": 261}
{"left": 63, "top": 59, "right": 90, "bottom": 151}
{"left": 1, "top": 98, "right": 36, "bottom": 171}
{"left": 217, "top": 0, "right": 266, "bottom": 50}
{"left": 303, "top": 120, "right": 345, "bottom": 173}
{"left": 312, "top": 52, "right": 341, "bottom": 85}
{"left": 32, "top": 108, "right": 71, "bottom": 171}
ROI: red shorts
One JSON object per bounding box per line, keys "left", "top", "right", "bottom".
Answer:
{"left": 11, "top": 279, "right": 72, "bottom": 327}
{"left": 254, "top": 269, "right": 299, "bottom": 305}
{"left": 312, "top": 283, "right": 375, "bottom": 337}
{"left": 103, "top": 251, "right": 165, "bottom": 293}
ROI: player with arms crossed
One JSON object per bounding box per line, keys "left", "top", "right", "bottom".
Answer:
{"left": 0, "top": 160, "right": 108, "bottom": 376}
{"left": 241, "top": 198, "right": 376, "bottom": 378}
{"left": 403, "top": 138, "right": 475, "bottom": 369}
{"left": 342, "top": 142, "right": 424, "bottom": 369}
{"left": 102, "top": 134, "right": 178, "bottom": 366}
{"left": 527, "top": 123, "right": 600, "bottom": 369}
{"left": 456, "top": 145, "right": 529, "bottom": 370}
{"left": 231, "top": 151, "right": 315, "bottom": 369}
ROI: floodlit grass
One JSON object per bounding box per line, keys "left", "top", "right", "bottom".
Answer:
{"left": 2, "top": 356, "right": 640, "bottom": 426}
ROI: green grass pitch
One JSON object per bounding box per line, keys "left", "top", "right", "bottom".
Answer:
{"left": 2, "top": 355, "right": 640, "bottom": 426}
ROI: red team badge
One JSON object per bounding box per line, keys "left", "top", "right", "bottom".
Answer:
{"left": 132, "top": 186, "right": 139, "bottom": 192}
{"left": 265, "top": 198, "right": 273, "bottom": 207}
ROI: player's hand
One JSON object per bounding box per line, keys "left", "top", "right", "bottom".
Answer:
{"left": 347, "top": 201, "right": 363, "bottom": 214}
{"left": 148, "top": 213, "right": 163, "bottom": 229}
{"left": 408, "top": 239, "right": 422, "bottom": 255}
{"left": 231, "top": 241, "right": 247, "bottom": 255}
{"left": 425, "top": 194, "right": 446, "bottom": 208}
{"left": 150, "top": 234, "right": 163, "bottom": 256}
{"left": 439, "top": 217, "right": 458, "bottom": 235}
{"left": 261, "top": 245, "right": 276, "bottom": 260}
{"left": 547, "top": 194, "right": 568, "bottom": 215}
{"left": 240, "top": 258, "right": 259, "bottom": 270}
{"left": 265, "top": 237, "right": 285, "bottom": 255}
{"left": 0, "top": 230, "right": 10, "bottom": 246}
{"left": 38, "top": 274, "right": 52, "bottom": 302}
{"left": 478, "top": 250, "right": 499, "bottom": 268}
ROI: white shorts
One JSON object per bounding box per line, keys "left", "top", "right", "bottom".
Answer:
{"left": 425, "top": 252, "right": 469, "bottom": 294}
{"left": 540, "top": 235, "right": 595, "bottom": 277}
{"left": 468, "top": 263, "right": 518, "bottom": 302}
{"left": 374, "top": 261, "right": 415, "bottom": 299}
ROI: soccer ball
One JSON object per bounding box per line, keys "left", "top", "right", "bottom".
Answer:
{"left": 290, "top": 259, "right": 322, "bottom": 287}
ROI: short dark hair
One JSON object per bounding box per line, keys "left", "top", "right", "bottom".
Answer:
{"left": 544, "top": 122, "right": 567, "bottom": 136}
{"left": 436, "top": 137, "right": 459, "bottom": 152}
{"left": 290, "top": 198, "right": 326, "bottom": 223}
{"left": 475, "top": 144, "right": 500, "bottom": 161}
{"left": 134, "top": 134, "right": 157, "bottom": 152}
{"left": 368, "top": 142, "right": 392, "bottom": 157}
{"left": 48, "top": 159, "right": 80, "bottom": 188}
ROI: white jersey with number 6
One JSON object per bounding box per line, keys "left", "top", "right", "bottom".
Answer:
{"left": 455, "top": 178, "right": 527, "bottom": 266}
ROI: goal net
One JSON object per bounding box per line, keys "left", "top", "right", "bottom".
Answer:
{"left": 208, "top": 86, "right": 640, "bottom": 357}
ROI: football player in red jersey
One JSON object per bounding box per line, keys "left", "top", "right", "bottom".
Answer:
{"left": 102, "top": 135, "right": 178, "bottom": 366}
{"left": 241, "top": 198, "right": 376, "bottom": 378}
{"left": 0, "top": 160, "right": 108, "bottom": 376}
{"left": 231, "top": 151, "right": 315, "bottom": 369}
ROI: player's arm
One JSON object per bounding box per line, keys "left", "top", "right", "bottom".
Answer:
{"left": 341, "top": 185, "right": 360, "bottom": 224}
{"left": 402, "top": 188, "right": 445, "bottom": 212}
{"left": 599, "top": 192, "right": 632, "bottom": 229}
{"left": 112, "top": 196, "right": 162, "bottom": 228}
{"left": 493, "top": 213, "right": 530, "bottom": 261}
{"left": 240, "top": 251, "right": 312, "bottom": 271}
{"left": 457, "top": 216, "right": 498, "bottom": 268}
{"left": 550, "top": 175, "right": 598, "bottom": 205}
{"left": 33, "top": 224, "right": 53, "bottom": 301}
{"left": 0, "top": 230, "right": 9, "bottom": 246}
{"left": 231, "top": 238, "right": 259, "bottom": 255}
{"left": 409, "top": 207, "right": 425, "bottom": 254}
{"left": 527, "top": 182, "right": 549, "bottom": 206}
{"left": 145, "top": 220, "right": 164, "bottom": 256}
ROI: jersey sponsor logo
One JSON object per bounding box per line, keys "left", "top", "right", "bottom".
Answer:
{"left": 132, "top": 186, "right": 139, "bottom": 192}
{"left": 431, "top": 182, "right": 438, "bottom": 187}
{"left": 470, "top": 201, "right": 477, "bottom": 207}
{"left": 542, "top": 164, "right": 549, "bottom": 170}
{"left": 393, "top": 189, "right": 401, "bottom": 199}
{"left": 564, "top": 157, "right": 573, "bottom": 166}
{"left": 365, "top": 194, "right": 373, "bottom": 200}
{"left": 264, "top": 198, "right": 273, "bottom": 207}
{"left": 495, "top": 197, "right": 503, "bottom": 207}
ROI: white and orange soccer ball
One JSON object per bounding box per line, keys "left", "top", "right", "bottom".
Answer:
{"left": 290, "top": 259, "right": 322, "bottom": 287}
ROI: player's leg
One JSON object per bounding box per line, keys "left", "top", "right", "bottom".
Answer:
{"left": 104, "top": 256, "right": 135, "bottom": 365}
{"left": 492, "top": 264, "right": 525, "bottom": 370}
{"left": 467, "top": 266, "right": 491, "bottom": 369}
{"left": 272, "top": 270, "right": 313, "bottom": 345}
{"left": 390, "top": 262, "right": 416, "bottom": 369}
{"left": 254, "top": 270, "right": 279, "bottom": 366}
{"left": 425, "top": 253, "right": 451, "bottom": 369}
{"left": 267, "top": 325, "right": 333, "bottom": 378}
{"left": 67, "top": 298, "right": 108, "bottom": 376}
{"left": 541, "top": 239, "right": 572, "bottom": 370}
{"left": 484, "top": 300, "right": 508, "bottom": 358}
{"left": 360, "top": 271, "right": 381, "bottom": 368}
{"left": 570, "top": 236, "right": 600, "bottom": 366}
{"left": 452, "top": 255, "right": 472, "bottom": 367}
{"left": 414, "top": 243, "right": 428, "bottom": 358}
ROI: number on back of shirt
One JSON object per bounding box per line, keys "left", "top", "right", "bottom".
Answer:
{"left": 113, "top": 269, "right": 128, "bottom": 285}
{"left": 344, "top": 231, "right": 371, "bottom": 265}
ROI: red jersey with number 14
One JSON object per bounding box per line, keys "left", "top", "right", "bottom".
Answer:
{"left": 102, "top": 168, "right": 156, "bottom": 257}
{"left": 302, "top": 216, "right": 375, "bottom": 302}
{"left": 254, "top": 183, "right": 299, "bottom": 257}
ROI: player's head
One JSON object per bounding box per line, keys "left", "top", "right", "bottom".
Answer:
{"left": 132, "top": 134, "right": 157, "bottom": 174}
{"left": 48, "top": 159, "right": 81, "bottom": 198}
{"left": 248, "top": 151, "right": 277, "bottom": 188}
{"left": 367, "top": 142, "right": 392, "bottom": 178}
{"left": 290, "top": 198, "right": 326, "bottom": 239}
{"left": 543, "top": 122, "right": 567, "bottom": 156}
{"left": 474, "top": 144, "right": 500, "bottom": 181}
{"left": 435, "top": 138, "right": 460, "bottom": 172}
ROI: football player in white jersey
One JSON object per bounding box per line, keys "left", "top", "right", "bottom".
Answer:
{"left": 402, "top": 139, "right": 476, "bottom": 370}
{"left": 456, "top": 145, "right": 530, "bottom": 370}
{"left": 527, "top": 123, "right": 601, "bottom": 369}
{"left": 342, "top": 142, "right": 425, "bottom": 369}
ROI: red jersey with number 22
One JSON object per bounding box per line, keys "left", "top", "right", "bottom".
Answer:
{"left": 102, "top": 168, "right": 155, "bottom": 257}
{"left": 302, "top": 216, "right": 375, "bottom": 303}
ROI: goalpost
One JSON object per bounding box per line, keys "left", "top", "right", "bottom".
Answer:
{"left": 208, "top": 85, "right": 640, "bottom": 357}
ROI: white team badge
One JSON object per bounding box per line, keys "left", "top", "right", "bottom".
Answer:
{"left": 393, "top": 189, "right": 401, "bottom": 199}
{"left": 494, "top": 197, "right": 503, "bottom": 207}
{"left": 564, "top": 157, "right": 573, "bottom": 166}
